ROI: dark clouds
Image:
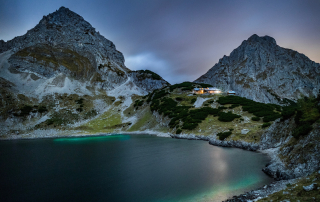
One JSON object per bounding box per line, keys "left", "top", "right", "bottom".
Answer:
{"left": 1, "top": 0, "right": 320, "bottom": 84}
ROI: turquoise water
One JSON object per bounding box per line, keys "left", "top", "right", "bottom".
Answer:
{"left": 0, "top": 134, "right": 273, "bottom": 202}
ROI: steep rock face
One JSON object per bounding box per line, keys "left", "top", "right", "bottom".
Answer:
{"left": 129, "top": 70, "right": 170, "bottom": 92}
{"left": 1, "top": 6, "right": 128, "bottom": 90}
{"left": 195, "top": 34, "right": 320, "bottom": 104}
{"left": 0, "top": 7, "right": 168, "bottom": 96}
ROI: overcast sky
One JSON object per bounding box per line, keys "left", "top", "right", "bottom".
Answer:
{"left": 1, "top": 0, "right": 320, "bottom": 84}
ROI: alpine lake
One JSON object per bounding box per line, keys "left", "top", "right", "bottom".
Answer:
{"left": 0, "top": 134, "right": 273, "bottom": 202}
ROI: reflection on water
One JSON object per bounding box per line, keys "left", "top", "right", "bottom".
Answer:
{"left": 0, "top": 134, "right": 273, "bottom": 202}
{"left": 53, "top": 134, "right": 130, "bottom": 143}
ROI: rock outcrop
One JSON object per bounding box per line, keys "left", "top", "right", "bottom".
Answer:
{"left": 0, "top": 6, "right": 168, "bottom": 97}
{"left": 195, "top": 34, "right": 320, "bottom": 104}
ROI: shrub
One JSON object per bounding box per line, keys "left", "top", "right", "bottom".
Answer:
{"left": 229, "top": 104, "right": 240, "bottom": 109}
{"left": 137, "top": 70, "right": 162, "bottom": 80}
{"left": 190, "top": 98, "right": 197, "bottom": 104}
{"left": 293, "top": 124, "right": 313, "bottom": 139}
{"left": 181, "top": 87, "right": 193, "bottom": 91}
{"left": 134, "top": 100, "right": 144, "bottom": 107}
{"left": 281, "top": 106, "right": 296, "bottom": 120}
{"left": 84, "top": 109, "right": 98, "bottom": 119}
{"left": 295, "top": 110, "right": 303, "bottom": 124}
{"left": 169, "top": 82, "right": 194, "bottom": 91}
{"left": 182, "top": 122, "right": 198, "bottom": 130}
{"left": 217, "top": 131, "right": 232, "bottom": 140}
{"left": 218, "top": 112, "right": 241, "bottom": 122}
{"left": 263, "top": 113, "right": 281, "bottom": 122}
{"left": 176, "top": 129, "right": 182, "bottom": 134}
{"left": 19, "top": 105, "right": 33, "bottom": 116}
{"left": 198, "top": 83, "right": 213, "bottom": 88}
{"left": 153, "top": 90, "right": 169, "bottom": 100}
{"left": 76, "top": 98, "right": 84, "bottom": 104}
{"left": 251, "top": 116, "right": 260, "bottom": 121}
{"left": 262, "top": 122, "right": 272, "bottom": 128}
{"left": 38, "top": 106, "right": 48, "bottom": 113}
{"left": 175, "top": 97, "right": 183, "bottom": 101}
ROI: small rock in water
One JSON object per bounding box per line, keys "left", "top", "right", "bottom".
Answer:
{"left": 303, "top": 183, "right": 317, "bottom": 191}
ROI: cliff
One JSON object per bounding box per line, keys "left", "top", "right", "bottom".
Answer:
{"left": 195, "top": 34, "right": 320, "bottom": 104}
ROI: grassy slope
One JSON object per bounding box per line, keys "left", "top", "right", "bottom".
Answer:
{"left": 120, "top": 88, "right": 275, "bottom": 142}
{"left": 258, "top": 171, "right": 320, "bottom": 201}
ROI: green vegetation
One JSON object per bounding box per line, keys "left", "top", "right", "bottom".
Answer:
{"left": 262, "top": 122, "right": 272, "bottom": 128}
{"left": 168, "top": 81, "right": 212, "bottom": 92}
{"left": 218, "top": 112, "right": 241, "bottom": 122}
{"left": 169, "top": 82, "right": 195, "bottom": 91}
{"left": 190, "top": 98, "right": 197, "bottom": 104}
{"left": 148, "top": 90, "right": 242, "bottom": 131}
{"left": 217, "top": 131, "right": 232, "bottom": 140}
{"left": 134, "top": 100, "right": 144, "bottom": 107}
{"left": 258, "top": 171, "right": 320, "bottom": 202}
{"left": 281, "top": 106, "right": 296, "bottom": 120}
{"left": 251, "top": 116, "right": 260, "bottom": 121}
{"left": 83, "top": 108, "right": 122, "bottom": 133}
{"left": 12, "top": 104, "right": 48, "bottom": 117}
{"left": 18, "top": 105, "right": 33, "bottom": 116}
{"left": 229, "top": 104, "right": 240, "bottom": 109}
{"left": 45, "top": 111, "right": 80, "bottom": 126}
{"left": 15, "top": 44, "right": 93, "bottom": 78}
{"left": 175, "top": 97, "right": 183, "bottom": 101}
{"left": 136, "top": 70, "right": 162, "bottom": 80}
{"left": 292, "top": 96, "right": 320, "bottom": 139}
{"left": 217, "top": 96, "right": 281, "bottom": 122}
{"left": 38, "top": 106, "right": 48, "bottom": 113}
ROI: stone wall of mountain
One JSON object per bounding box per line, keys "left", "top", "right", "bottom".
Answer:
{"left": 195, "top": 34, "right": 320, "bottom": 104}
{"left": 0, "top": 6, "right": 168, "bottom": 99}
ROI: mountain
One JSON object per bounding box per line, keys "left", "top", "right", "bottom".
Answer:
{"left": 0, "top": 6, "right": 168, "bottom": 99}
{"left": 0, "top": 7, "right": 168, "bottom": 135}
{"left": 195, "top": 34, "right": 320, "bottom": 104}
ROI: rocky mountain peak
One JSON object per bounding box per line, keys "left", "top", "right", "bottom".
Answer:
{"left": 37, "top": 6, "right": 94, "bottom": 33}
{"left": 195, "top": 34, "right": 320, "bottom": 104}
{"left": 0, "top": 7, "right": 169, "bottom": 99}
{"left": 241, "top": 34, "right": 277, "bottom": 49}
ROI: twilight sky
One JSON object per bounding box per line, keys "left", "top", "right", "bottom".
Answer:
{"left": 1, "top": 0, "right": 320, "bottom": 84}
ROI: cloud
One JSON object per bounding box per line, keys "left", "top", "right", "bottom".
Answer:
{"left": 125, "top": 52, "right": 175, "bottom": 83}
{"left": 125, "top": 52, "right": 168, "bottom": 71}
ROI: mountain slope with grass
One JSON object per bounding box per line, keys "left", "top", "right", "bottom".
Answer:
{"left": 195, "top": 34, "right": 320, "bottom": 104}
{"left": 0, "top": 7, "right": 169, "bottom": 136}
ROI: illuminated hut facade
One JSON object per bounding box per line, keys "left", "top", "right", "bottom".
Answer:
{"left": 227, "top": 90, "right": 236, "bottom": 95}
{"left": 193, "top": 87, "right": 221, "bottom": 94}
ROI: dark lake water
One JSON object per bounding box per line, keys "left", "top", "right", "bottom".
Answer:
{"left": 0, "top": 134, "right": 273, "bottom": 202}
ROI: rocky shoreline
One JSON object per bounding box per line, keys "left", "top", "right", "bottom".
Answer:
{"left": 170, "top": 132, "right": 298, "bottom": 201}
